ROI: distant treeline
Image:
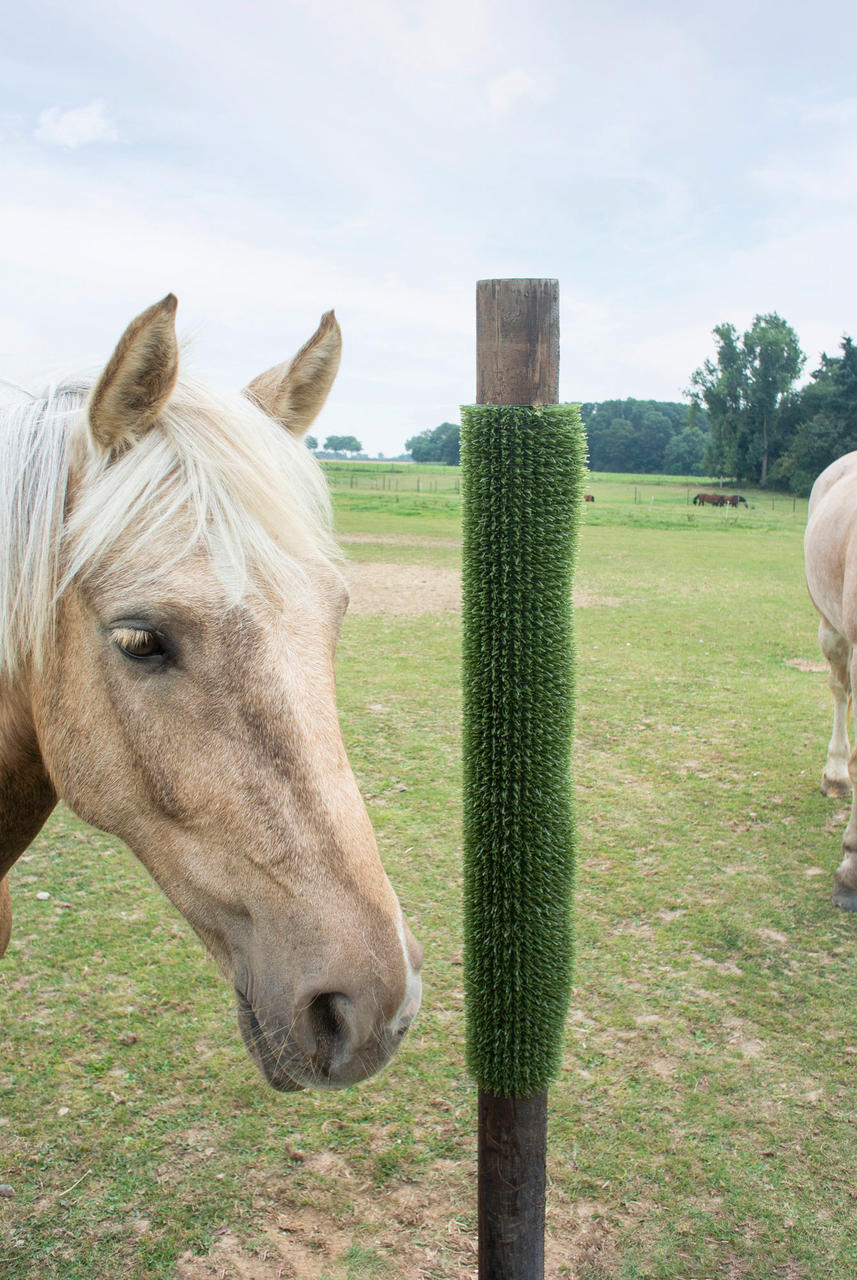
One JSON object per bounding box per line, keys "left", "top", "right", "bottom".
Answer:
{"left": 402, "top": 318, "right": 857, "bottom": 497}
{"left": 405, "top": 405, "right": 706, "bottom": 473}
{"left": 579, "top": 399, "right": 708, "bottom": 475}
{"left": 406, "top": 422, "right": 461, "bottom": 465}
{"left": 690, "top": 316, "right": 857, "bottom": 495}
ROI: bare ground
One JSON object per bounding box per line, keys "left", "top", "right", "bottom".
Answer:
{"left": 175, "top": 1154, "right": 618, "bottom": 1279}
{"left": 343, "top": 541, "right": 620, "bottom": 616}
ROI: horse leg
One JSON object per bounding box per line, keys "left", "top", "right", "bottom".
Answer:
{"left": 832, "top": 648, "right": 857, "bottom": 910}
{"left": 819, "top": 619, "right": 852, "bottom": 798}
{"left": 834, "top": 756, "right": 857, "bottom": 910}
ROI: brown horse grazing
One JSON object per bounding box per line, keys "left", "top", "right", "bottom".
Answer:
{"left": 0, "top": 296, "right": 422, "bottom": 1087}
{"left": 804, "top": 450, "right": 857, "bottom": 909}
{"left": 693, "top": 492, "right": 726, "bottom": 507}
{"left": 727, "top": 493, "right": 748, "bottom": 507}
{"left": 584, "top": 493, "right": 595, "bottom": 503}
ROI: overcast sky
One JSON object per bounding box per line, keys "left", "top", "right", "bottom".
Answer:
{"left": 3, "top": 0, "right": 856, "bottom": 456}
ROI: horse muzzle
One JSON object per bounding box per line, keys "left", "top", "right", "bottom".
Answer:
{"left": 235, "top": 969, "right": 422, "bottom": 1091}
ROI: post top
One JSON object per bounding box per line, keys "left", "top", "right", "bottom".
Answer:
{"left": 475, "top": 279, "right": 560, "bottom": 406}
{"left": 476, "top": 278, "right": 559, "bottom": 286}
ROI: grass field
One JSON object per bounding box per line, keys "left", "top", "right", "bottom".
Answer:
{"left": 3, "top": 466, "right": 856, "bottom": 1279}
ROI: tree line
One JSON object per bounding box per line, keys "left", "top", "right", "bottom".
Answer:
{"left": 578, "top": 315, "right": 857, "bottom": 493}
{"left": 579, "top": 399, "right": 707, "bottom": 475}
{"left": 405, "top": 422, "right": 461, "bottom": 465}
{"left": 401, "top": 315, "right": 856, "bottom": 494}
{"left": 689, "top": 316, "right": 857, "bottom": 495}
{"left": 406, "top": 407, "right": 707, "bottom": 474}
{"left": 406, "top": 407, "right": 709, "bottom": 474}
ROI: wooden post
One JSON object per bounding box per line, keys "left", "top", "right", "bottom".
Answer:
{"left": 476, "top": 279, "right": 559, "bottom": 406}
{"left": 478, "top": 1092, "right": 547, "bottom": 1278}
{"left": 474, "top": 278, "right": 559, "bottom": 1279}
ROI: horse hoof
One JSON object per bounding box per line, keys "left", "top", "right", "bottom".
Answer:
{"left": 833, "top": 887, "right": 857, "bottom": 912}
{"left": 822, "top": 777, "right": 851, "bottom": 799}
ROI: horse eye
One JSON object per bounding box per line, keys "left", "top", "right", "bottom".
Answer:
{"left": 112, "top": 627, "right": 165, "bottom": 661}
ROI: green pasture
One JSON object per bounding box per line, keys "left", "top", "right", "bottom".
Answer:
{"left": 324, "top": 462, "right": 809, "bottom": 536}
{"left": 2, "top": 466, "right": 855, "bottom": 1279}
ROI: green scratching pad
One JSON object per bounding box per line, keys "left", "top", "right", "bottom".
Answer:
{"left": 461, "top": 403, "right": 587, "bottom": 1098}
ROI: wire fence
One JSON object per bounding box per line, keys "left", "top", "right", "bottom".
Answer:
{"left": 321, "top": 463, "right": 461, "bottom": 494}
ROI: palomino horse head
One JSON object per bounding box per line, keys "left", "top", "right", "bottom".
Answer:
{"left": 0, "top": 296, "right": 422, "bottom": 1089}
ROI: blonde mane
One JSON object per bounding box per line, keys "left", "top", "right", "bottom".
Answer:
{"left": 0, "top": 378, "right": 339, "bottom": 680}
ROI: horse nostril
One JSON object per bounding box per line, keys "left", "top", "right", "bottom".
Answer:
{"left": 294, "top": 992, "right": 354, "bottom": 1074}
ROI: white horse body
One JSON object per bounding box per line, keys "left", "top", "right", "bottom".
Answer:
{"left": 805, "top": 450, "right": 857, "bottom": 908}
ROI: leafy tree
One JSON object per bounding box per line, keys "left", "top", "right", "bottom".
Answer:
{"left": 690, "top": 324, "right": 751, "bottom": 480}
{"left": 323, "top": 434, "right": 362, "bottom": 454}
{"left": 597, "top": 417, "right": 637, "bottom": 471}
{"left": 305, "top": 435, "right": 318, "bottom": 450}
{"left": 406, "top": 422, "right": 460, "bottom": 465}
{"left": 579, "top": 399, "right": 704, "bottom": 474}
{"left": 690, "top": 314, "right": 805, "bottom": 484}
{"left": 438, "top": 425, "right": 461, "bottom": 466}
{"left": 662, "top": 426, "right": 707, "bottom": 475}
{"left": 636, "top": 409, "right": 673, "bottom": 472}
{"left": 771, "top": 337, "right": 857, "bottom": 495}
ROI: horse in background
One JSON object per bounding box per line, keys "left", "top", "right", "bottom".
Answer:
{"left": 805, "top": 450, "right": 857, "bottom": 909}
{"left": 0, "top": 296, "right": 422, "bottom": 1087}
{"left": 693, "top": 492, "right": 726, "bottom": 507}
{"left": 693, "top": 492, "right": 748, "bottom": 509}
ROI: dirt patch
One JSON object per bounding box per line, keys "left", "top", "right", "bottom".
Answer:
{"left": 347, "top": 563, "right": 461, "bottom": 615}
{"left": 346, "top": 561, "right": 621, "bottom": 617}
{"left": 341, "top": 533, "right": 461, "bottom": 549}
{"left": 823, "top": 807, "right": 850, "bottom": 833}
{"left": 174, "top": 1159, "right": 618, "bottom": 1279}
{"left": 784, "top": 658, "right": 826, "bottom": 673}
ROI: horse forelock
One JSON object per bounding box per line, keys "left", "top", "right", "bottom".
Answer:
{"left": 0, "top": 377, "right": 340, "bottom": 682}
{"left": 0, "top": 385, "right": 76, "bottom": 682}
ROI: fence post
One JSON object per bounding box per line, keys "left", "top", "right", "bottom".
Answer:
{"left": 462, "top": 279, "right": 584, "bottom": 1278}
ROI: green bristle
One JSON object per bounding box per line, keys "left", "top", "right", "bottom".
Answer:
{"left": 461, "top": 404, "right": 587, "bottom": 1097}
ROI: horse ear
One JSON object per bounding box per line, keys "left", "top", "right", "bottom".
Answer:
{"left": 244, "top": 310, "right": 341, "bottom": 438}
{"left": 88, "top": 295, "right": 180, "bottom": 453}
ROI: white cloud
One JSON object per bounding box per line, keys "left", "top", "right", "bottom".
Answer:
{"left": 3, "top": 0, "right": 857, "bottom": 454}
{"left": 35, "top": 100, "right": 118, "bottom": 150}
{"left": 800, "top": 96, "right": 857, "bottom": 126}
{"left": 287, "top": 0, "right": 491, "bottom": 75}
{"left": 487, "top": 68, "right": 550, "bottom": 114}
{"left": 0, "top": 153, "right": 477, "bottom": 455}
{"left": 753, "top": 137, "right": 857, "bottom": 209}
